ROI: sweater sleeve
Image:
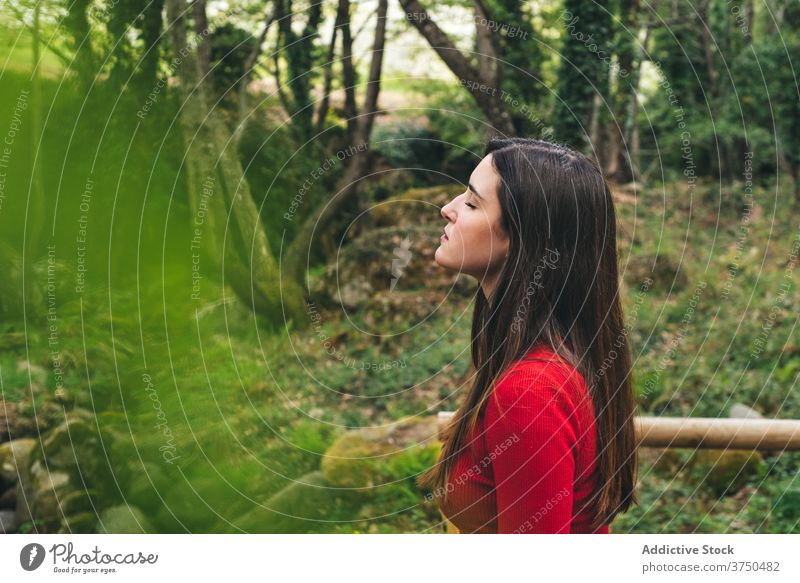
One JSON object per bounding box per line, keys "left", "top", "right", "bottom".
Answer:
{"left": 483, "top": 363, "right": 581, "bottom": 534}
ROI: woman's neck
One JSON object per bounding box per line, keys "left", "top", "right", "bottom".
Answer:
{"left": 480, "top": 270, "right": 502, "bottom": 302}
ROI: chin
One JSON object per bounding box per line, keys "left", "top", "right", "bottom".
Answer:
{"left": 434, "top": 247, "right": 456, "bottom": 271}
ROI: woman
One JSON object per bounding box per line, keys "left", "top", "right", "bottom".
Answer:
{"left": 418, "top": 138, "right": 638, "bottom": 534}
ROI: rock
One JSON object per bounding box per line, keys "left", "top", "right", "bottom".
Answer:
{"left": 370, "top": 185, "right": 461, "bottom": 230}
{"left": 232, "top": 416, "right": 444, "bottom": 533}
{"left": 0, "top": 509, "right": 17, "bottom": 533}
{"left": 29, "top": 459, "right": 71, "bottom": 530}
{"left": 650, "top": 449, "right": 690, "bottom": 478}
{"left": 0, "top": 438, "right": 37, "bottom": 488}
{"left": 151, "top": 474, "right": 231, "bottom": 533}
{"left": 0, "top": 400, "right": 19, "bottom": 443}
{"left": 0, "top": 439, "right": 37, "bottom": 528}
{"left": 13, "top": 400, "right": 64, "bottom": 438}
{"left": 40, "top": 410, "right": 98, "bottom": 471}
{"left": 60, "top": 489, "right": 96, "bottom": 516}
{"left": 6, "top": 440, "right": 39, "bottom": 528}
{"left": 310, "top": 185, "right": 471, "bottom": 309}
{"left": 0, "top": 487, "right": 16, "bottom": 510}
{"left": 321, "top": 415, "right": 439, "bottom": 488}
{"left": 321, "top": 433, "right": 393, "bottom": 489}
{"left": 11, "top": 413, "right": 112, "bottom": 534}
{"left": 31, "top": 410, "right": 122, "bottom": 510}
{"left": 97, "top": 504, "right": 152, "bottom": 534}
{"left": 689, "top": 449, "right": 767, "bottom": 497}
{"left": 729, "top": 403, "right": 763, "bottom": 419}
{"left": 336, "top": 279, "right": 374, "bottom": 310}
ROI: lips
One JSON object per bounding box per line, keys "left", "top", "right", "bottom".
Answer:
{"left": 442, "top": 228, "right": 449, "bottom": 241}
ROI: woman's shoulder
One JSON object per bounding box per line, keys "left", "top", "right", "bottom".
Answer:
{"left": 483, "top": 344, "right": 588, "bottom": 444}
{"left": 489, "top": 344, "right": 587, "bottom": 411}
{"left": 507, "top": 343, "right": 585, "bottom": 387}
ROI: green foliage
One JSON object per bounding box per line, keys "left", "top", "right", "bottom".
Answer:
{"left": 552, "top": 0, "right": 613, "bottom": 149}
{"left": 209, "top": 23, "right": 257, "bottom": 94}
{"left": 402, "top": 79, "right": 483, "bottom": 179}
{"left": 732, "top": 38, "right": 800, "bottom": 185}
{"left": 238, "top": 116, "right": 336, "bottom": 253}
{"left": 771, "top": 488, "right": 800, "bottom": 523}
{"left": 483, "top": 0, "right": 548, "bottom": 135}
{"left": 372, "top": 120, "right": 447, "bottom": 185}
{"left": 274, "top": 0, "right": 325, "bottom": 142}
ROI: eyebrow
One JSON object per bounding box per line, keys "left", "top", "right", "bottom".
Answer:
{"left": 467, "top": 183, "right": 484, "bottom": 199}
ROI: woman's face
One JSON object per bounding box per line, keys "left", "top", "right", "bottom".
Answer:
{"left": 435, "top": 154, "right": 509, "bottom": 283}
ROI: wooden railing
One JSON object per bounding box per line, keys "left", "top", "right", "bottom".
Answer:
{"left": 435, "top": 411, "right": 800, "bottom": 533}
{"left": 436, "top": 412, "right": 800, "bottom": 450}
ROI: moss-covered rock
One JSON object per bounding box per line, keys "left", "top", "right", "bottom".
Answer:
{"left": 0, "top": 438, "right": 37, "bottom": 488}
{"left": 225, "top": 416, "right": 443, "bottom": 533}
{"left": 649, "top": 449, "right": 691, "bottom": 478}
{"left": 309, "top": 185, "right": 474, "bottom": 310}
{"left": 97, "top": 504, "right": 152, "bottom": 534}
{"left": 28, "top": 459, "right": 71, "bottom": 530}
{"left": 689, "top": 449, "right": 767, "bottom": 497}
{"left": 321, "top": 415, "right": 439, "bottom": 488}
{"left": 12, "top": 411, "right": 133, "bottom": 533}
{"left": 0, "top": 438, "right": 38, "bottom": 530}
{"left": 229, "top": 470, "right": 365, "bottom": 533}
{"left": 60, "top": 489, "right": 96, "bottom": 516}
{"left": 0, "top": 399, "right": 19, "bottom": 443}
{"left": 0, "top": 487, "right": 16, "bottom": 510}
{"left": 39, "top": 410, "right": 99, "bottom": 471}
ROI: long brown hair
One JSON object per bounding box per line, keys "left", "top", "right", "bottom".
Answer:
{"left": 418, "top": 138, "right": 638, "bottom": 529}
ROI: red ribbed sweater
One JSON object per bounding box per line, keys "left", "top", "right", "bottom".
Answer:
{"left": 439, "top": 345, "right": 610, "bottom": 534}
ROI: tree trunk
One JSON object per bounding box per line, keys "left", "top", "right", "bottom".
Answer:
{"left": 234, "top": 4, "right": 278, "bottom": 146}
{"left": 341, "top": 0, "right": 358, "bottom": 144}
{"left": 314, "top": 0, "right": 347, "bottom": 135}
{"left": 64, "top": 0, "right": 96, "bottom": 92}
{"left": 589, "top": 93, "right": 603, "bottom": 165}
{"left": 274, "top": 0, "right": 324, "bottom": 144}
{"left": 139, "top": 0, "right": 166, "bottom": 93}
{"left": 192, "top": 0, "right": 211, "bottom": 76}
{"left": 474, "top": 0, "right": 497, "bottom": 86}
{"left": 398, "top": 0, "right": 515, "bottom": 136}
{"left": 284, "top": 0, "right": 389, "bottom": 287}
{"left": 742, "top": 0, "right": 753, "bottom": 44}
{"left": 166, "top": 0, "right": 306, "bottom": 326}
{"left": 606, "top": 0, "right": 640, "bottom": 183}
{"left": 621, "top": 21, "right": 651, "bottom": 185}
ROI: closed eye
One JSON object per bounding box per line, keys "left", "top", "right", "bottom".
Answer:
{"left": 465, "top": 202, "right": 477, "bottom": 209}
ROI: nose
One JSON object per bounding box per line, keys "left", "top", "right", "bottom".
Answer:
{"left": 441, "top": 200, "right": 454, "bottom": 222}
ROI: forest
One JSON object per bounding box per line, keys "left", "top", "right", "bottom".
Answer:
{"left": 0, "top": 0, "right": 798, "bottom": 534}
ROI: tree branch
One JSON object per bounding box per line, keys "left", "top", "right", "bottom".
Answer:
{"left": 315, "top": 0, "right": 347, "bottom": 135}
{"left": 398, "top": 0, "right": 514, "bottom": 135}
{"left": 234, "top": 2, "right": 278, "bottom": 144}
